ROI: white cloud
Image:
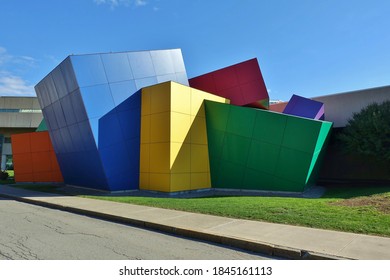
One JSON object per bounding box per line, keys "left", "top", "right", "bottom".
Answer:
{"left": 94, "top": 0, "right": 147, "bottom": 8}
{"left": 0, "top": 72, "right": 35, "bottom": 96}
{"left": 0, "top": 47, "right": 36, "bottom": 96}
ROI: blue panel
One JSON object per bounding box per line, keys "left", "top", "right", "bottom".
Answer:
{"left": 52, "top": 129, "right": 65, "bottom": 154}
{"left": 127, "top": 51, "right": 155, "bottom": 79}
{"left": 89, "top": 117, "right": 100, "bottom": 146}
{"left": 78, "top": 121, "right": 96, "bottom": 151}
{"left": 35, "top": 81, "right": 50, "bottom": 108}
{"left": 117, "top": 107, "right": 141, "bottom": 140}
{"left": 98, "top": 112, "right": 123, "bottom": 149}
{"left": 109, "top": 80, "right": 137, "bottom": 106}
{"left": 70, "top": 54, "right": 108, "bottom": 87}
{"left": 60, "top": 57, "right": 78, "bottom": 93}
{"left": 150, "top": 50, "right": 175, "bottom": 75}
{"left": 52, "top": 100, "right": 67, "bottom": 128}
{"left": 59, "top": 127, "right": 75, "bottom": 153}
{"left": 80, "top": 84, "right": 115, "bottom": 119}
{"left": 51, "top": 65, "right": 68, "bottom": 99}
{"left": 170, "top": 49, "right": 187, "bottom": 73}
{"left": 101, "top": 52, "right": 134, "bottom": 83}
{"left": 135, "top": 76, "right": 158, "bottom": 89}
{"left": 99, "top": 141, "right": 131, "bottom": 179}
{"left": 68, "top": 123, "right": 85, "bottom": 152}
{"left": 60, "top": 94, "right": 77, "bottom": 126}
{"left": 43, "top": 105, "right": 58, "bottom": 130}
{"left": 116, "top": 89, "right": 141, "bottom": 112}
{"left": 70, "top": 89, "right": 88, "bottom": 123}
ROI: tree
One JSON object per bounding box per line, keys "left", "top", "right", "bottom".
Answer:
{"left": 338, "top": 101, "right": 390, "bottom": 161}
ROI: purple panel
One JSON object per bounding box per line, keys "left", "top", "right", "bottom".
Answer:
{"left": 283, "top": 94, "right": 325, "bottom": 120}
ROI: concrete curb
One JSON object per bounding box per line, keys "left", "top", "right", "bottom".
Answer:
{"left": 0, "top": 192, "right": 351, "bottom": 260}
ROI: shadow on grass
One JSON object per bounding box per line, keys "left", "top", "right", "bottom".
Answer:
{"left": 322, "top": 184, "right": 390, "bottom": 199}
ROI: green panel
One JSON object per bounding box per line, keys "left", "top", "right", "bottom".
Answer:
{"left": 226, "top": 105, "right": 256, "bottom": 138}
{"left": 213, "top": 161, "right": 245, "bottom": 189}
{"left": 306, "top": 121, "right": 333, "bottom": 185}
{"left": 221, "top": 134, "right": 251, "bottom": 165}
{"left": 275, "top": 147, "right": 312, "bottom": 185}
{"left": 36, "top": 119, "right": 48, "bottom": 132}
{"left": 252, "top": 110, "right": 287, "bottom": 145}
{"left": 247, "top": 140, "right": 280, "bottom": 174}
{"left": 273, "top": 177, "right": 305, "bottom": 192}
{"left": 204, "top": 101, "right": 230, "bottom": 131}
{"left": 206, "top": 128, "right": 225, "bottom": 161}
{"left": 282, "top": 117, "right": 321, "bottom": 153}
{"left": 243, "top": 168, "right": 276, "bottom": 190}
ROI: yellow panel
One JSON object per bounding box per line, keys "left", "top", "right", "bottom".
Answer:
{"left": 190, "top": 115, "right": 207, "bottom": 145}
{"left": 139, "top": 173, "right": 150, "bottom": 190}
{"left": 170, "top": 112, "right": 191, "bottom": 143}
{"left": 139, "top": 144, "right": 150, "bottom": 172}
{"left": 171, "top": 83, "right": 191, "bottom": 114}
{"left": 150, "top": 82, "right": 171, "bottom": 114}
{"left": 190, "top": 88, "right": 230, "bottom": 116}
{"left": 149, "top": 173, "right": 171, "bottom": 192}
{"left": 171, "top": 143, "right": 190, "bottom": 173}
{"left": 171, "top": 173, "right": 191, "bottom": 192}
{"left": 141, "top": 88, "right": 152, "bottom": 116}
{"left": 191, "top": 144, "right": 210, "bottom": 173}
{"left": 140, "top": 114, "right": 151, "bottom": 144}
{"left": 191, "top": 173, "right": 211, "bottom": 190}
{"left": 150, "top": 112, "right": 170, "bottom": 143}
{"left": 149, "top": 143, "right": 170, "bottom": 173}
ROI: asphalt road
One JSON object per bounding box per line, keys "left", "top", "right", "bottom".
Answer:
{"left": 0, "top": 198, "right": 276, "bottom": 260}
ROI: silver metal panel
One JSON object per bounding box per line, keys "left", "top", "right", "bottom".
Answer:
{"left": 109, "top": 80, "right": 137, "bottom": 106}
{"left": 79, "top": 84, "right": 115, "bottom": 119}
{"left": 35, "top": 81, "right": 49, "bottom": 109}
{"left": 70, "top": 54, "right": 108, "bottom": 87}
{"left": 170, "top": 49, "right": 187, "bottom": 73}
{"left": 101, "top": 52, "right": 134, "bottom": 83}
{"left": 70, "top": 89, "right": 88, "bottom": 123}
{"left": 134, "top": 76, "right": 158, "bottom": 90}
{"left": 43, "top": 105, "right": 58, "bottom": 130}
{"left": 52, "top": 100, "right": 67, "bottom": 129}
{"left": 156, "top": 73, "right": 177, "bottom": 84}
{"left": 60, "top": 57, "right": 78, "bottom": 93}
{"left": 51, "top": 66, "right": 67, "bottom": 100}
{"left": 150, "top": 50, "right": 175, "bottom": 76}
{"left": 174, "top": 72, "right": 189, "bottom": 86}
{"left": 127, "top": 51, "right": 155, "bottom": 79}
{"left": 45, "top": 74, "right": 60, "bottom": 105}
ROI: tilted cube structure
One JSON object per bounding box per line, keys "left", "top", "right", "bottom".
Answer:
{"left": 35, "top": 49, "right": 188, "bottom": 190}
{"left": 283, "top": 94, "right": 325, "bottom": 120}
{"left": 204, "top": 101, "right": 332, "bottom": 192}
{"left": 189, "top": 58, "right": 269, "bottom": 109}
{"left": 139, "top": 81, "right": 229, "bottom": 192}
{"left": 12, "top": 131, "right": 63, "bottom": 183}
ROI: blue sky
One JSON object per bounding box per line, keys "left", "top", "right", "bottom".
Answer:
{"left": 1, "top": 0, "right": 390, "bottom": 101}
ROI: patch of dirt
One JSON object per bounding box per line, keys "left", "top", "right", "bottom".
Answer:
{"left": 330, "top": 195, "right": 390, "bottom": 214}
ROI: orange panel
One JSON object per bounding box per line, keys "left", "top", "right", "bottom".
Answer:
{"left": 13, "top": 153, "right": 33, "bottom": 174}
{"left": 32, "top": 152, "right": 52, "bottom": 173}
{"left": 269, "top": 102, "right": 288, "bottom": 113}
{"left": 15, "top": 173, "right": 34, "bottom": 182}
{"left": 30, "top": 131, "right": 51, "bottom": 153}
{"left": 11, "top": 133, "right": 31, "bottom": 154}
{"left": 33, "top": 172, "right": 53, "bottom": 182}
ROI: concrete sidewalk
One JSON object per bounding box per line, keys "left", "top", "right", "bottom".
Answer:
{"left": 1, "top": 185, "right": 389, "bottom": 260}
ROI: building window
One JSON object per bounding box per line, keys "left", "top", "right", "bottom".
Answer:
{"left": 3, "top": 137, "right": 11, "bottom": 144}
{"left": 0, "top": 108, "right": 42, "bottom": 113}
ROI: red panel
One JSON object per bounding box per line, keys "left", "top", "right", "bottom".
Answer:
{"left": 269, "top": 102, "right": 288, "bottom": 113}
{"left": 189, "top": 58, "right": 269, "bottom": 108}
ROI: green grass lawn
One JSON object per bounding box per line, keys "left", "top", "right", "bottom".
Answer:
{"left": 8, "top": 183, "right": 390, "bottom": 237}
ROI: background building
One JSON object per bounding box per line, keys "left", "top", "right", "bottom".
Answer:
{"left": 0, "top": 96, "right": 43, "bottom": 170}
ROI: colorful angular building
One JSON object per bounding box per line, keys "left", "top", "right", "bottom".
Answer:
{"left": 28, "top": 48, "right": 334, "bottom": 193}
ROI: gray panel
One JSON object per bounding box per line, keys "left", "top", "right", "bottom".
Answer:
{"left": 35, "top": 82, "right": 49, "bottom": 109}
{"left": 70, "top": 54, "right": 108, "bottom": 87}
{"left": 150, "top": 50, "right": 175, "bottom": 76}
{"left": 101, "top": 52, "right": 133, "bottom": 83}
{"left": 52, "top": 100, "right": 67, "bottom": 128}
{"left": 175, "top": 72, "right": 189, "bottom": 86}
{"left": 70, "top": 89, "right": 88, "bottom": 123}
{"left": 51, "top": 66, "right": 68, "bottom": 100}
{"left": 60, "top": 94, "right": 77, "bottom": 126}
{"left": 157, "top": 73, "right": 177, "bottom": 84}
{"left": 45, "top": 74, "right": 60, "bottom": 105}
{"left": 170, "top": 49, "right": 187, "bottom": 73}
{"left": 60, "top": 57, "right": 78, "bottom": 93}
{"left": 127, "top": 51, "right": 155, "bottom": 79}
{"left": 80, "top": 84, "right": 115, "bottom": 119}
{"left": 134, "top": 76, "right": 158, "bottom": 89}
{"left": 109, "top": 80, "right": 137, "bottom": 106}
